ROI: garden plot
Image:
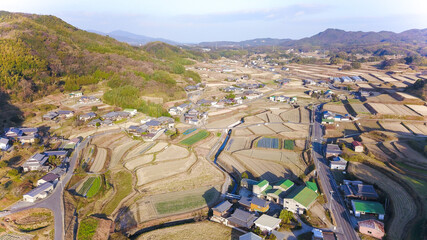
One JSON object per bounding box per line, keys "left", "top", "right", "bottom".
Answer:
{"left": 323, "top": 104, "right": 348, "bottom": 114}
{"left": 358, "top": 121, "right": 382, "bottom": 132}
{"left": 366, "top": 94, "right": 399, "bottom": 104}
{"left": 243, "top": 115, "right": 265, "bottom": 124}
{"left": 403, "top": 123, "right": 427, "bottom": 135}
{"left": 348, "top": 162, "right": 417, "bottom": 240}
{"left": 110, "top": 140, "right": 139, "bottom": 167}
{"left": 146, "top": 142, "right": 169, "bottom": 154}
{"left": 266, "top": 123, "right": 293, "bottom": 133}
{"left": 124, "top": 154, "right": 154, "bottom": 170}
{"left": 233, "top": 128, "right": 254, "bottom": 136}
{"left": 379, "top": 122, "right": 413, "bottom": 135}
{"left": 349, "top": 104, "right": 371, "bottom": 116}
{"left": 136, "top": 153, "right": 197, "bottom": 186}
{"left": 248, "top": 125, "right": 276, "bottom": 135}
{"left": 386, "top": 104, "right": 420, "bottom": 116}
{"left": 393, "top": 142, "right": 427, "bottom": 166}
{"left": 90, "top": 148, "right": 107, "bottom": 173}
{"left": 366, "top": 103, "right": 395, "bottom": 115}
{"left": 280, "top": 108, "right": 300, "bottom": 122}
{"left": 256, "top": 137, "right": 280, "bottom": 149}
{"left": 226, "top": 137, "right": 249, "bottom": 152}
{"left": 256, "top": 112, "right": 269, "bottom": 122}
{"left": 266, "top": 113, "right": 283, "bottom": 123}
{"left": 300, "top": 108, "right": 311, "bottom": 123}
{"left": 406, "top": 105, "right": 427, "bottom": 116}
{"left": 125, "top": 142, "right": 156, "bottom": 160}
{"left": 156, "top": 145, "right": 189, "bottom": 162}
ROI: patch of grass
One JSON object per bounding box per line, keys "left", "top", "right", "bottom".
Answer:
{"left": 102, "top": 171, "right": 133, "bottom": 215}
{"left": 86, "top": 176, "right": 101, "bottom": 198}
{"left": 78, "top": 177, "right": 96, "bottom": 196}
{"left": 284, "top": 140, "right": 295, "bottom": 150}
{"left": 180, "top": 130, "right": 209, "bottom": 146}
{"left": 77, "top": 218, "right": 99, "bottom": 240}
{"left": 155, "top": 189, "right": 217, "bottom": 215}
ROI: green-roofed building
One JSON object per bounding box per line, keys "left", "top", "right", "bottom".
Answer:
{"left": 305, "top": 181, "right": 318, "bottom": 193}
{"left": 351, "top": 200, "right": 385, "bottom": 220}
{"left": 274, "top": 179, "right": 294, "bottom": 192}
{"left": 253, "top": 180, "right": 270, "bottom": 197}
{"left": 283, "top": 186, "right": 318, "bottom": 214}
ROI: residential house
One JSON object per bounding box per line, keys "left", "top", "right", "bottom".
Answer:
{"left": 63, "top": 138, "right": 81, "bottom": 150}
{"left": 5, "top": 127, "right": 23, "bottom": 138}
{"left": 69, "top": 92, "right": 83, "bottom": 98}
{"left": 177, "top": 103, "right": 190, "bottom": 113}
{"left": 239, "top": 233, "right": 262, "bottom": 240}
{"left": 303, "top": 79, "right": 316, "bottom": 85}
{"left": 254, "top": 214, "right": 281, "bottom": 234}
{"left": 168, "top": 107, "right": 180, "bottom": 116}
{"left": 23, "top": 182, "right": 54, "bottom": 202}
{"left": 18, "top": 135, "right": 37, "bottom": 144}
{"left": 43, "top": 111, "right": 59, "bottom": 121}
{"left": 250, "top": 196, "right": 270, "bottom": 213}
{"left": 79, "top": 112, "right": 97, "bottom": 121}
{"left": 20, "top": 128, "right": 38, "bottom": 136}
{"left": 283, "top": 186, "right": 318, "bottom": 214}
{"left": 37, "top": 173, "right": 60, "bottom": 186}
{"left": 243, "top": 90, "right": 261, "bottom": 100}
{"left": 227, "top": 209, "right": 257, "bottom": 230}
{"left": 358, "top": 219, "right": 385, "bottom": 239}
{"left": 128, "top": 125, "right": 149, "bottom": 136}
{"left": 78, "top": 96, "right": 100, "bottom": 103}
{"left": 352, "top": 141, "right": 364, "bottom": 153}
{"left": 325, "top": 144, "right": 342, "bottom": 158}
{"left": 156, "top": 116, "right": 175, "bottom": 129}
{"left": 341, "top": 183, "right": 379, "bottom": 200}
{"left": 0, "top": 137, "right": 11, "bottom": 151}
{"left": 212, "top": 201, "right": 233, "bottom": 219}
{"left": 22, "top": 153, "right": 49, "bottom": 172}
{"left": 306, "top": 181, "right": 318, "bottom": 193}
{"left": 266, "top": 179, "right": 295, "bottom": 204}
{"left": 253, "top": 180, "right": 270, "bottom": 198}
{"left": 145, "top": 120, "right": 162, "bottom": 133}
{"left": 44, "top": 150, "right": 68, "bottom": 159}
{"left": 50, "top": 166, "right": 67, "bottom": 177}
{"left": 57, "top": 110, "right": 75, "bottom": 119}
{"left": 197, "top": 99, "right": 213, "bottom": 106}
{"left": 124, "top": 109, "right": 137, "bottom": 117}
{"left": 330, "top": 156, "right": 348, "bottom": 170}
{"left": 351, "top": 200, "right": 385, "bottom": 220}
{"left": 102, "top": 111, "right": 130, "bottom": 121}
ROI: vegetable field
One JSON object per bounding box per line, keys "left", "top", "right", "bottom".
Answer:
{"left": 183, "top": 128, "right": 197, "bottom": 135}
{"left": 256, "top": 137, "right": 280, "bottom": 149}
{"left": 283, "top": 140, "right": 295, "bottom": 150}
{"left": 180, "top": 130, "right": 209, "bottom": 145}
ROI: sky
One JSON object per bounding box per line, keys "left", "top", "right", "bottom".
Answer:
{"left": 1, "top": 0, "right": 426, "bottom": 43}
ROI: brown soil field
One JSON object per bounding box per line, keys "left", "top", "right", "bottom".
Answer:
{"left": 378, "top": 122, "right": 413, "bottom": 135}
{"left": 156, "top": 145, "right": 189, "bottom": 162}
{"left": 146, "top": 142, "right": 168, "bottom": 154}
{"left": 3, "top": 208, "right": 54, "bottom": 239}
{"left": 256, "top": 112, "right": 269, "bottom": 122}
{"left": 365, "top": 144, "right": 390, "bottom": 161}
{"left": 248, "top": 125, "right": 276, "bottom": 135}
{"left": 124, "top": 155, "right": 154, "bottom": 170}
{"left": 393, "top": 142, "right": 427, "bottom": 166}
{"left": 136, "top": 153, "right": 197, "bottom": 186}
{"left": 280, "top": 108, "right": 300, "bottom": 122}
{"left": 386, "top": 104, "right": 420, "bottom": 116}
{"left": 243, "top": 115, "right": 265, "bottom": 124}
{"left": 137, "top": 221, "right": 242, "bottom": 240}
{"left": 126, "top": 142, "right": 156, "bottom": 160}
{"left": 403, "top": 123, "right": 427, "bottom": 135}
{"left": 382, "top": 142, "right": 406, "bottom": 159}
{"left": 91, "top": 133, "right": 126, "bottom": 148}
{"left": 110, "top": 140, "right": 139, "bottom": 168}
{"left": 233, "top": 128, "right": 254, "bottom": 136}
{"left": 358, "top": 121, "right": 382, "bottom": 132}
{"left": 270, "top": 107, "right": 291, "bottom": 115}
{"left": 266, "top": 123, "right": 293, "bottom": 133}
{"left": 226, "top": 137, "right": 250, "bottom": 153}
{"left": 348, "top": 162, "right": 417, "bottom": 240}
{"left": 405, "top": 105, "right": 427, "bottom": 116}
{"left": 366, "top": 94, "right": 399, "bottom": 104}
{"left": 366, "top": 103, "right": 395, "bottom": 115}
{"left": 218, "top": 152, "right": 247, "bottom": 174}
{"left": 323, "top": 104, "right": 348, "bottom": 114}
{"left": 205, "top": 112, "right": 247, "bottom": 129}
{"left": 349, "top": 104, "right": 371, "bottom": 115}
{"left": 300, "top": 108, "right": 311, "bottom": 123}
{"left": 90, "top": 147, "right": 107, "bottom": 172}
{"left": 266, "top": 112, "right": 283, "bottom": 123}
{"left": 357, "top": 83, "right": 374, "bottom": 89}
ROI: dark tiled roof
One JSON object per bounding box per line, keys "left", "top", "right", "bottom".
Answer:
{"left": 227, "top": 209, "right": 257, "bottom": 228}
{"left": 212, "top": 201, "right": 232, "bottom": 213}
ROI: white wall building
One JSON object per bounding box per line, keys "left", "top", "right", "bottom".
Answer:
{"left": 23, "top": 182, "right": 54, "bottom": 202}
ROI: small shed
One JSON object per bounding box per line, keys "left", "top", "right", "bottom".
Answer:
{"left": 352, "top": 141, "right": 364, "bottom": 152}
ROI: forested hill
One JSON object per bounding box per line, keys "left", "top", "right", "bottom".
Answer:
{"left": 0, "top": 11, "right": 202, "bottom": 115}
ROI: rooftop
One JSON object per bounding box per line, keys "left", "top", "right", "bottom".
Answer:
{"left": 306, "top": 181, "right": 318, "bottom": 193}
{"left": 24, "top": 182, "right": 53, "bottom": 197}
{"left": 276, "top": 179, "right": 294, "bottom": 191}
{"left": 254, "top": 214, "right": 281, "bottom": 228}
{"left": 358, "top": 219, "right": 385, "bottom": 233}
{"left": 287, "top": 186, "right": 318, "bottom": 208}
{"left": 256, "top": 180, "right": 269, "bottom": 188}
{"left": 40, "top": 173, "right": 59, "bottom": 182}
{"left": 352, "top": 200, "right": 385, "bottom": 215}
{"left": 239, "top": 232, "right": 262, "bottom": 240}
{"left": 212, "top": 201, "right": 232, "bottom": 213}
{"left": 227, "top": 209, "right": 257, "bottom": 229}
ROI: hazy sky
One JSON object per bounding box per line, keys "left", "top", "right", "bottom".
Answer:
{"left": 1, "top": 0, "right": 426, "bottom": 42}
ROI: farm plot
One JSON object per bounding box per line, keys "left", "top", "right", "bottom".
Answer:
{"left": 256, "top": 112, "right": 269, "bottom": 122}
{"left": 125, "top": 142, "right": 155, "bottom": 160}
{"left": 156, "top": 145, "right": 189, "bottom": 161}
{"left": 358, "top": 121, "right": 382, "bottom": 132}
{"left": 337, "top": 122, "right": 360, "bottom": 136}
{"left": 248, "top": 125, "right": 276, "bottom": 135}
{"left": 393, "top": 142, "right": 427, "bottom": 166}
{"left": 77, "top": 176, "right": 100, "bottom": 197}
{"left": 146, "top": 142, "right": 169, "bottom": 153}
{"left": 284, "top": 140, "right": 295, "bottom": 150}
{"left": 349, "top": 104, "right": 371, "bottom": 116}
{"left": 382, "top": 142, "right": 406, "bottom": 159}
{"left": 256, "top": 137, "right": 280, "bottom": 149}
{"left": 378, "top": 122, "right": 413, "bottom": 135}
{"left": 323, "top": 104, "right": 348, "bottom": 114}
{"left": 124, "top": 154, "right": 154, "bottom": 170}
{"left": 89, "top": 148, "right": 107, "bottom": 173}
{"left": 348, "top": 162, "right": 417, "bottom": 240}
{"left": 366, "top": 103, "right": 395, "bottom": 115}
{"left": 226, "top": 137, "right": 249, "bottom": 153}
{"left": 243, "top": 115, "right": 265, "bottom": 124}
{"left": 218, "top": 153, "right": 247, "bottom": 174}
{"left": 183, "top": 128, "right": 196, "bottom": 135}
{"left": 110, "top": 140, "right": 139, "bottom": 167}
{"left": 280, "top": 108, "right": 300, "bottom": 122}
{"left": 364, "top": 144, "right": 390, "bottom": 161}
{"left": 266, "top": 112, "right": 283, "bottom": 123}
{"left": 300, "top": 108, "right": 311, "bottom": 123}
{"left": 386, "top": 104, "right": 420, "bottom": 116}
{"left": 266, "top": 123, "right": 293, "bottom": 133}
{"left": 136, "top": 153, "right": 197, "bottom": 186}
{"left": 180, "top": 131, "right": 209, "bottom": 146}
{"left": 270, "top": 107, "right": 291, "bottom": 115}
{"left": 406, "top": 105, "right": 427, "bottom": 116}
{"left": 233, "top": 128, "right": 253, "bottom": 136}
{"left": 236, "top": 149, "right": 303, "bottom": 172}
{"left": 403, "top": 123, "right": 427, "bottom": 136}
{"left": 91, "top": 133, "right": 126, "bottom": 148}
{"left": 356, "top": 83, "right": 373, "bottom": 89}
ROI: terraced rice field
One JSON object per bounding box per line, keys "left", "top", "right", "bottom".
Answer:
{"left": 403, "top": 123, "right": 427, "bottom": 136}
{"left": 146, "top": 142, "right": 169, "bottom": 153}
{"left": 406, "top": 105, "right": 427, "bottom": 116}
{"left": 393, "top": 142, "right": 427, "bottom": 166}
{"left": 226, "top": 137, "right": 249, "bottom": 152}
{"left": 280, "top": 108, "right": 300, "bottom": 122}
{"left": 358, "top": 121, "right": 382, "bottom": 132}
{"left": 244, "top": 115, "right": 265, "bottom": 124}
{"left": 233, "top": 154, "right": 293, "bottom": 182}
{"left": 111, "top": 140, "right": 139, "bottom": 167}
{"left": 125, "top": 142, "right": 155, "bottom": 160}
{"left": 378, "top": 122, "right": 413, "bottom": 135}
{"left": 124, "top": 154, "right": 154, "bottom": 170}
{"left": 366, "top": 94, "right": 399, "bottom": 104}
{"left": 89, "top": 148, "right": 107, "bottom": 173}
{"left": 382, "top": 142, "right": 406, "bottom": 159}
{"left": 386, "top": 104, "right": 420, "bottom": 116}
{"left": 256, "top": 137, "right": 280, "bottom": 149}
{"left": 349, "top": 104, "right": 371, "bottom": 115}
{"left": 180, "top": 131, "right": 209, "bottom": 146}
{"left": 266, "top": 112, "right": 283, "bottom": 123}
{"left": 300, "top": 108, "right": 311, "bottom": 123}
{"left": 323, "top": 104, "right": 348, "bottom": 114}
{"left": 366, "top": 103, "right": 395, "bottom": 115}
{"left": 156, "top": 145, "right": 189, "bottom": 161}
{"left": 136, "top": 153, "right": 197, "bottom": 186}
{"left": 255, "top": 112, "right": 269, "bottom": 122}
{"left": 248, "top": 125, "right": 275, "bottom": 135}
{"left": 357, "top": 83, "right": 373, "bottom": 89}
{"left": 233, "top": 128, "right": 253, "bottom": 136}
{"left": 348, "top": 162, "right": 417, "bottom": 240}
{"left": 266, "top": 123, "right": 293, "bottom": 133}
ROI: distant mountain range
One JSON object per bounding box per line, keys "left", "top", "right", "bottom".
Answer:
{"left": 89, "top": 30, "right": 178, "bottom": 46}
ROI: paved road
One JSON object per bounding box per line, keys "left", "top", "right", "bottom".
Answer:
{"left": 310, "top": 105, "right": 359, "bottom": 240}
